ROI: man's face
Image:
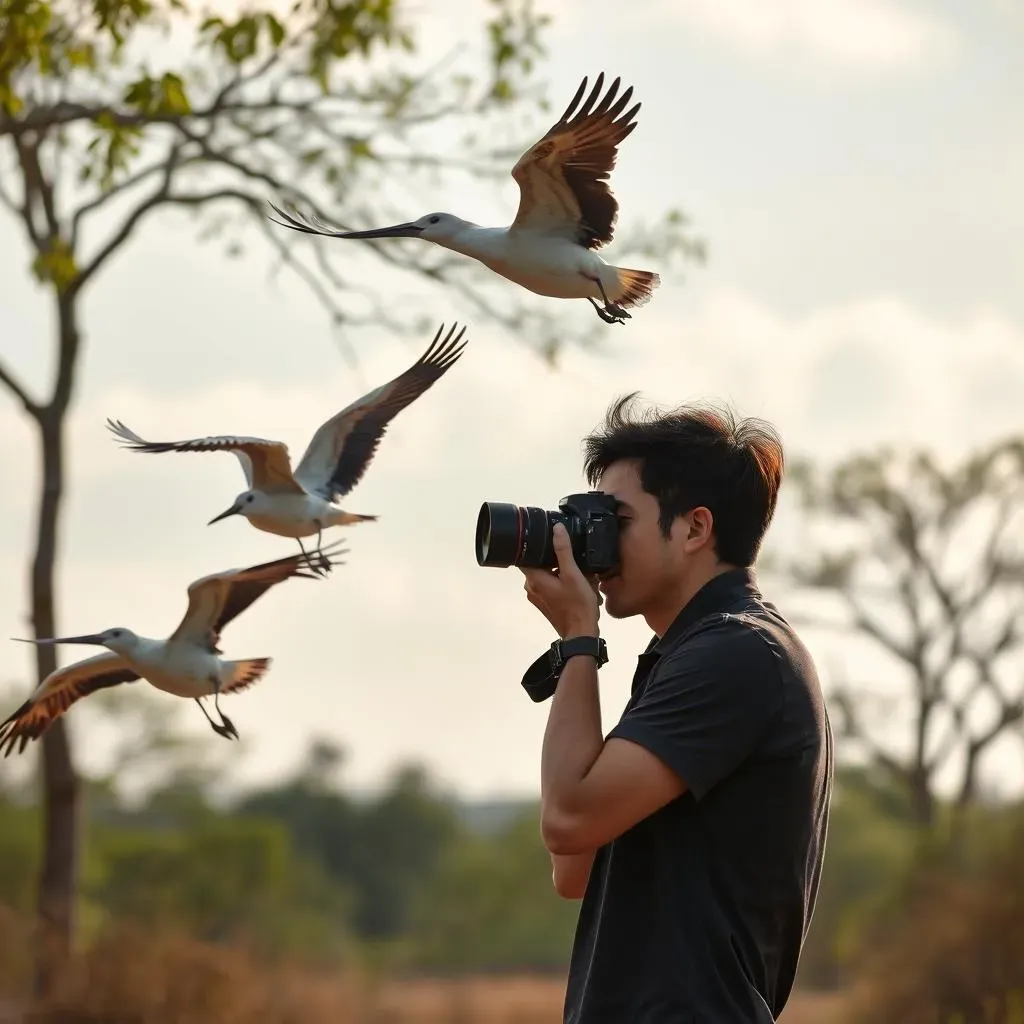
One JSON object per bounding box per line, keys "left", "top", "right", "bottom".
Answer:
{"left": 595, "top": 460, "right": 691, "bottom": 622}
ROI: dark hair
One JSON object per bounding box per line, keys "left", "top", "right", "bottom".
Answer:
{"left": 581, "top": 393, "right": 785, "bottom": 566}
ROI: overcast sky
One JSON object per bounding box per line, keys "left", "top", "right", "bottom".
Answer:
{"left": 1, "top": 0, "right": 1022, "bottom": 802}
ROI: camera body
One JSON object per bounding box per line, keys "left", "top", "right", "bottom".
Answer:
{"left": 475, "top": 491, "right": 621, "bottom": 576}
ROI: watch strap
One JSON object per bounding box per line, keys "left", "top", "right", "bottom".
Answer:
{"left": 520, "top": 635, "right": 608, "bottom": 703}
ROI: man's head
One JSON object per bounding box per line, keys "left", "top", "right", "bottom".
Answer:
{"left": 581, "top": 393, "right": 785, "bottom": 632}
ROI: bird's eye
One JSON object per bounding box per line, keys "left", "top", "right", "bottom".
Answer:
{"left": 428, "top": 216, "right": 441, "bottom": 225}
{"left": 246, "top": 495, "right": 255, "bottom": 503}
{"left": 111, "top": 630, "right": 121, "bottom": 638}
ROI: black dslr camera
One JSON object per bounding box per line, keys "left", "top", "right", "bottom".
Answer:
{"left": 474, "top": 491, "right": 621, "bottom": 576}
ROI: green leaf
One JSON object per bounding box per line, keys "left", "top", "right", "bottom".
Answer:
{"left": 31, "top": 236, "right": 79, "bottom": 292}
{"left": 263, "top": 12, "right": 285, "bottom": 46}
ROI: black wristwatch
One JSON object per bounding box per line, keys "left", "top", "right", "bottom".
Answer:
{"left": 520, "top": 635, "right": 608, "bottom": 703}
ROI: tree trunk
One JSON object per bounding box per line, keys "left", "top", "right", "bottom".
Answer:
{"left": 908, "top": 764, "right": 934, "bottom": 829}
{"left": 947, "top": 751, "right": 978, "bottom": 857}
{"left": 31, "top": 293, "right": 82, "bottom": 999}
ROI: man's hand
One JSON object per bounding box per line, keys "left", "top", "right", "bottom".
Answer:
{"left": 520, "top": 522, "right": 601, "bottom": 639}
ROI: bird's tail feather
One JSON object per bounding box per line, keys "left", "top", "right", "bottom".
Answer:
{"left": 222, "top": 657, "right": 272, "bottom": 695}
{"left": 613, "top": 268, "right": 661, "bottom": 309}
{"left": 336, "top": 512, "right": 378, "bottom": 526}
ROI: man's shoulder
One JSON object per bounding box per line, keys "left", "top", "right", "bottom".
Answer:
{"left": 658, "top": 602, "right": 789, "bottom": 672}
{"left": 652, "top": 596, "right": 820, "bottom": 701}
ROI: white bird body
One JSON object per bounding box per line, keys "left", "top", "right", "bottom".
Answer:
{"left": 106, "top": 323, "right": 468, "bottom": 558}
{"left": 268, "top": 74, "right": 659, "bottom": 325}
{"left": 0, "top": 546, "right": 345, "bottom": 756}
{"left": 449, "top": 226, "right": 622, "bottom": 301}
{"left": 243, "top": 492, "right": 369, "bottom": 540}
{"left": 109, "top": 635, "right": 240, "bottom": 700}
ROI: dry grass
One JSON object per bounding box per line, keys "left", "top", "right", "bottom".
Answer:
{"left": 0, "top": 913, "right": 844, "bottom": 1023}
{"left": 839, "top": 825, "right": 1024, "bottom": 1024}
{"left": 779, "top": 991, "right": 848, "bottom": 1024}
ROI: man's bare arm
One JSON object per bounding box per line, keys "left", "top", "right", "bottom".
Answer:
{"left": 551, "top": 850, "right": 596, "bottom": 899}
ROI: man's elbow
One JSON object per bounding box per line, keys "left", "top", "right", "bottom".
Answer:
{"left": 540, "top": 804, "right": 591, "bottom": 855}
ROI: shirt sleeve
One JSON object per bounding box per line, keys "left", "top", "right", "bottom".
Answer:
{"left": 607, "top": 617, "right": 783, "bottom": 800}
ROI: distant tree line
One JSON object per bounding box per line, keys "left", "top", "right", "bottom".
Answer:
{"left": 0, "top": 738, "right": 579, "bottom": 976}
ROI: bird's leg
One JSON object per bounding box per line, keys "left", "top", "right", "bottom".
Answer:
{"left": 198, "top": 676, "right": 239, "bottom": 740}
{"left": 311, "top": 520, "right": 329, "bottom": 574}
{"left": 588, "top": 297, "right": 624, "bottom": 324}
{"left": 585, "top": 276, "right": 631, "bottom": 325}
{"left": 296, "top": 533, "right": 329, "bottom": 577}
{"left": 214, "top": 700, "right": 239, "bottom": 740}
{"left": 296, "top": 522, "right": 330, "bottom": 576}
{"left": 194, "top": 697, "right": 236, "bottom": 740}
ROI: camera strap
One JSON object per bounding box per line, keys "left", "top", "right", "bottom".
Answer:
{"left": 520, "top": 635, "right": 608, "bottom": 702}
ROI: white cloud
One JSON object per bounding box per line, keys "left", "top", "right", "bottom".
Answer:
{"left": 648, "top": 0, "right": 960, "bottom": 72}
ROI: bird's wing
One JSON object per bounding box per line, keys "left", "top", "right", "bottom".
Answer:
{"left": 292, "top": 323, "right": 468, "bottom": 500}
{"left": 106, "top": 418, "right": 303, "bottom": 494}
{"left": 169, "top": 542, "right": 348, "bottom": 647}
{"left": 0, "top": 653, "right": 139, "bottom": 757}
{"left": 509, "top": 74, "right": 640, "bottom": 250}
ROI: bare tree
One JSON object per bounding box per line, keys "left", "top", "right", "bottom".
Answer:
{"left": 0, "top": 0, "right": 703, "bottom": 994}
{"left": 784, "top": 439, "right": 1024, "bottom": 834}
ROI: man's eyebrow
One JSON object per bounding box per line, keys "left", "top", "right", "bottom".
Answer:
{"left": 613, "top": 499, "right": 634, "bottom": 513}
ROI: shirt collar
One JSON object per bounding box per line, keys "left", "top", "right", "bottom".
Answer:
{"left": 652, "top": 566, "right": 761, "bottom": 654}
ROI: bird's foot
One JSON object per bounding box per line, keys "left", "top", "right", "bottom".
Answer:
{"left": 211, "top": 714, "right": 239, "bottom": 741}
{"left": 589, "top": 297, "right": 630, "bottom": 325}
{"left": 297, "top": 538, "right": 330, "bottom": 577}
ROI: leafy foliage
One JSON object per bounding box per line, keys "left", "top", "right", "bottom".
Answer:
{"left": 6, "top": 732, "right": 1019, "bottom": 989}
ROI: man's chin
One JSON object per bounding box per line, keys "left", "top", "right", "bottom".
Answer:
{"left": 599, "top": 581, "right": 630, "bottom": 619}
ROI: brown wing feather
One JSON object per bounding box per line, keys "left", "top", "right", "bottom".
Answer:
{"left": 0, "top": 653, "right": 139, "bottom": 757}
{"left": 510, "top": 73, "right": 641, "bottom": 249}
{"left": 106, "top": 418, "right": 303, "bottom": 494}
{"left": 220, "top": 657, "right": 272, "bottom": 696}
{"left": 171, "top": 544, "right": 347, "bottom": 650}
{"left": 294, "top": 323, "right": 468, "bottom": 500}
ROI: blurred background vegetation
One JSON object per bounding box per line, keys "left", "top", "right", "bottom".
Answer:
{"left": 2, "top": 730, "right": 1023, "bottom": 1022}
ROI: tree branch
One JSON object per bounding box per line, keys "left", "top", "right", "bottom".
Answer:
{"left": 787, "top": 440, "right": 1024, "bottom": 827}
{"left": 0, "top": 357, "right": 41, "bottom": 416}
{"left": 830, "top": 686, "right": 908, "bottom": 783}
{"left": 843, "top": 588, "right": 916, "bottom": 666}
{"left": 74, "top": 145, "right": 182, "bottom": 290}
{"left": 0, "top": 170, "right": 19, "bottom": 215}
{"left": 70, "top": 148, "right": 201, "bottom": 245}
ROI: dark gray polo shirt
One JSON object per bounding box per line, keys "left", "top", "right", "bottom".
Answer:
{"left": 563, "top": 568, "right": 834, "bottom": 1023}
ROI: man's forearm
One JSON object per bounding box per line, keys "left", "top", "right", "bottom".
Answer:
{"left": 551, "top": 850, "right": 596, "bottom": 899}
{"left": 540, "top": 652, "right": 604, "bottom": 851}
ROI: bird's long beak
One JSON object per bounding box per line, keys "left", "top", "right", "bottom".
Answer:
{"left": 11, "top": 634, "right": 107, "bottom": 646}
{"left": 208, "top": 503, "right": 242, "bottom": 525}
{"left": 334, "top": 221, "right": 424, "bottom": 239}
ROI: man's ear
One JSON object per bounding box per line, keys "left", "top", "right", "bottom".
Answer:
{"left": 680, "top": 506, "right": 714, "bottom": 554}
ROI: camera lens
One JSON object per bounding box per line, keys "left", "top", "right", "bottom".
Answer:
{"left": 475, "top": 502, "right": 518, "bottom": 566}
{"left": 475, "top": 502, "right": 560, "bottom": 568}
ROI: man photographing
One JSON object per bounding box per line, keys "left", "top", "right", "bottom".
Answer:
{"left": 515, "top": 394, "right": 833, "bottom": 1023}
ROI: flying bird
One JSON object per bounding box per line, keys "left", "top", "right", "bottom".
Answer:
{"left": 268, "top": 74, "right": 658, "bottom": 326}
{"left": 106, "top": 322, "right": 468, "bottom": 561}
{"left": 0, "top": 545, "right": 345, "bottom": 756}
